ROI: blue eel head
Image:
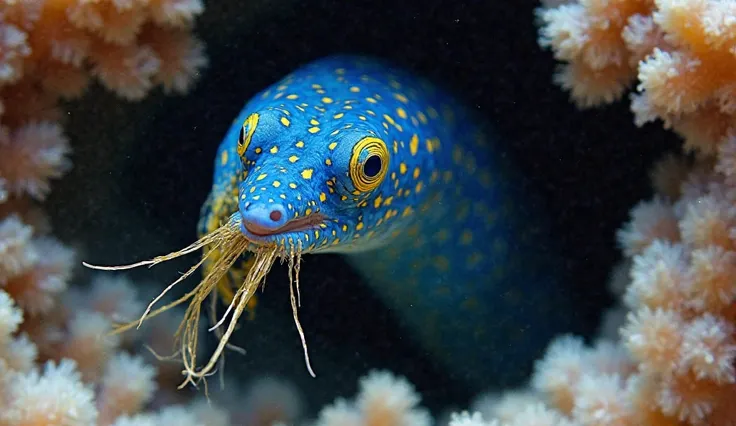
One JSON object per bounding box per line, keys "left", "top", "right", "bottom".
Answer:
{"left": 232, "top": 104, "right": 437, "bottom": 255}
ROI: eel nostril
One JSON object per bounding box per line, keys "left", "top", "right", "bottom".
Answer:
{"left": 269, "top": 209, "right": 282, "bottom": 222}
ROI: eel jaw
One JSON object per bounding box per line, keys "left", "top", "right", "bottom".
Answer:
{"left": 242, "top": 213, "right": 326, "bottom": 239}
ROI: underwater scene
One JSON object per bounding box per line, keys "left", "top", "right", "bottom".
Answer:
{"left": 1, "top": 0, "right": 735, "bottom": 424}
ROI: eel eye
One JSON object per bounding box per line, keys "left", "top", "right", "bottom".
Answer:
{"left": 237, "top": 113, "right": 259, "bottom": 157}
{"left": 363, "top": 155, "right": 382, "bottom": 178}
{"left": 349, "top": 136, "right": 389, "bottom": 192}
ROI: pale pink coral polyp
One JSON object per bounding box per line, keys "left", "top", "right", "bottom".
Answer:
{"left": 0, "top": 121, "right": 71, "bottom": 201}
{"left": 538, "top": 0, "right": 736, "bottom": 153}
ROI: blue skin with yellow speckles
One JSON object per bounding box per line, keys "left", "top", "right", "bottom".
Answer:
{"left": 199, "top": 55, "right": 573, "bottom": 387}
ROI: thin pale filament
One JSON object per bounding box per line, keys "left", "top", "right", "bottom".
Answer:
{"left": 175, "top": 233, "right": 253, "bottom": 387}
{"left": 288, "top": 241, "right": 315, "bottom": 377}
{"left": 81, "top": 212, "right": 318, "bottom": 390}
{"left": 82, "top": 222, "right": 231, "bottom": 271}
{"left": 86, "top": 214, "right": 243, "bottom": 336}
{"left": 179, "top": 245, "right": 279, "bottom": 388}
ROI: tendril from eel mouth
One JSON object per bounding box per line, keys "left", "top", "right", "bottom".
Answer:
{"left": 81, "top": 212, "right": 316, "bottom": 393}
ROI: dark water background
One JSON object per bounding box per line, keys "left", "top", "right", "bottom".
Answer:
{"left": 47, "top": 0, "right": 676, "bottom": 416}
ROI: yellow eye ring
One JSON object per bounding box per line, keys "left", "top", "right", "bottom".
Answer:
{"left": 349, "top": 136, "right": 389, "bottom": 192}
{"left": 237, "top": 113, "right": 259, "bottom": 157}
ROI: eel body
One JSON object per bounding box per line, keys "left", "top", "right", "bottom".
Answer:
{"left": 198, "top": 55, "right": 572, "bottom": 386}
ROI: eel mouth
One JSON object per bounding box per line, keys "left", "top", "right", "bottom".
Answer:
{"left": 243, "top": 213, "right": 326, "bottom": 238}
